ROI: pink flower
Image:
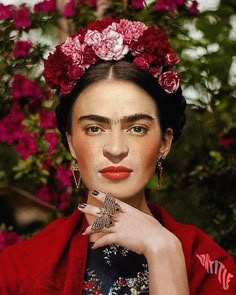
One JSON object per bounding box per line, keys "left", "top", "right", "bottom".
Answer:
{"left": 12, "top": 74, "right": 42, "bottom": 100}
{"left": 133, "top": 57, "right": 149, "bottom": 71}
{"left": 14, "top": 4, "right": 31, "bottom": 29}
{"left": 0, "top": 103, "right": 25, "bottom": 144}
{"left": 0, "top": 4, "right": 15, "bottom": 20}
{"left": 15, "top": 131, "right": 38, "bottom": 160}
{"left": 34, "top": 0, "right": 57, "bottom": 13}
{"left": 87, "top": 23, "right": 129, "bottom": 61}
{"left": 117, "top": 19, "right": 147, "bottom": 44}
{"left": 0, "top": 229, "right": 24, "bottom": 252}
{"left": 55, "top": 165, "right": 72, "bottom": 188}
{"left": 39, "top": 109, "right": 56, "bottom": 129}
{"left": 42, "top": 158, "right": 53, "bottom": 171}
{"left": 153, "top": 0, "right": 177, "bottom": 14}
{"left": 165, "top": 48, "right": 179, "bottom": 66}
{"left": 36, "top": 184, "right": 55, "bottom": 206}
{"left": 132, "top": 0, "right": 145, "bottom": 10}
{"left": 188, "top": 0, "right": 199, "bottom": 15}
{"left": 63, "top": 0, "right": 75, "bottom": 17}
{"left": 13, "top": 40, "right": 33, "bottom": 58}
{"left": 158, "top": 71, "right": 180, "bottom": 94}
{"left": 58, "top": 190, "right": 71, "bottom": 211}
{"left": 44, "top": 131, "right": 57, "bottom": 153}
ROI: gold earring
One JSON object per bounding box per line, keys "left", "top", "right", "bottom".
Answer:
{"left": 72, "top": 161, "right": 81, "bottom": 190}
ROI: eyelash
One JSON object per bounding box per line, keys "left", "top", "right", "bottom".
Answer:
{"left": 84, "top": 125, "right": 148, "bottom": 136}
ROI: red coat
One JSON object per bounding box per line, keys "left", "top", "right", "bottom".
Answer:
{"left": 0, "top": 203, "right": 235, "bottom": 294}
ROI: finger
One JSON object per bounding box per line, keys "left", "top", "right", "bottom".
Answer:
{"left": 90, "top": 190, "right": 127, "bottom": 212}
{"left": 78, "top": 203, "right": 105, "bottom": 217}
{"left": 82, "top": 225, "right": 115, "bottom": 235}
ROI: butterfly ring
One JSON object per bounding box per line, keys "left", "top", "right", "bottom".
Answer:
{"left": 91, "top": 193, "right": 122, "bottom": 231}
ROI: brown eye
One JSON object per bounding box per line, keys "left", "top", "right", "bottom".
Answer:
{"left": 129, "top": 126, "right": 148, "bottom": 135}
{"left": 85, "top": 126, "right": 103, "bottom": 135}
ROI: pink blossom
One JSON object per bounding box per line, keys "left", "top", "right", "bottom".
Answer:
{"left": 153, "top": 0, "right": 177, "bottom": 14}
{"left": 117, "top": 19, "right": 147, "bottom": 44}
{"left": 39, "top": 109, "right": 56, "bottom": 129}
{"left": 36, "top": 184, "right": 55, "bottom": 207}
{"left": 12, "top": 74, "right": 42, "bottom": 100}
{"left": 44, "top": 131, "right": 58, "bottom": 153}
{"left": 132, "top": 0, "right": 145, "bottom": 10}
{"left": 188, "top": 0, "right": 199, "bottom": 15}
{"left": 42, "top": 158, "right": 53, "bottom": 171}
{"left": 87, "top": 23, "right": 129, "bottom": 61}
{"left": 15, "top": 131, "right": 38, "bottom": 160}
{"left": 0, "top": 103, "right": 25, "bottom": 144}
{"left": 13, "top": 40, "right": 33, "bottom": 58}
{"left": 14, "top": 4, "right": 31, "bottom": 29}
{"left": 63, "top": 0, "right": 75, "bottom": 17}
{"left": 0, "top": 4, "right": 15, "bottom": 20}
{"left": 58, "top": 190, "right": 71, "bottom": 211}
{"left": 34, "top": 0, "right": 57, "bottom": 13}
{"left": 158, "top": 71, "right": 180, "bottom": 94}
{"left": 0, "top": 229, "right": 24, "bottom": 252}
{"left": 55, "top": 165, "right": 72, "bottom": 188}
{"left": 165, "top": 48, "right": 179, "bottom": 66}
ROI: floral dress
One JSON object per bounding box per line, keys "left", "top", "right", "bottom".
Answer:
{"left": 83, "top": 243, "right": 149, "bottom": 295}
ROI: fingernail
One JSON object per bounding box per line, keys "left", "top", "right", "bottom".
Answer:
{"left": 78, "top": 203, "right": 86, "bottom": 209}
{"left": 91, "top": 190, "right": 99, "bottom": 196}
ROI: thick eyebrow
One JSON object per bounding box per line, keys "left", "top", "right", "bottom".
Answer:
{"left": 78, "top": 113, "right": 155, "bottom": 124}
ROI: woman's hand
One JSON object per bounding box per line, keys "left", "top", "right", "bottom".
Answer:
{"left": 78, "top": 190, "right": 190, "bottom": 295}
{"left": 78, "top": 190, "right": 180, "bottom": 258}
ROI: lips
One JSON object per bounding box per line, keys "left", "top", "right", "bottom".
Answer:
{"left": 99, "top": 166, "right": 132, "bottom": 180}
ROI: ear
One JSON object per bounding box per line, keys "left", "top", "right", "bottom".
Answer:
{"left": 66, "top": 132, "right": 77, "bottom": 159}
{"left": 159, "top": 128, "right": 173, "bottom": 157}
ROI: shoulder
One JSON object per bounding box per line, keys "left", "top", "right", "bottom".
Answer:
{"left": 0, "top": 209, "right": 86, "bottom": 292}
{"left": 149, "top": 203, "right": 236, "bottom": 294}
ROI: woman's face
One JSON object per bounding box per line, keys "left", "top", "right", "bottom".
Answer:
{"left": 67, "top": 80, "right": 173, "bottom": 200}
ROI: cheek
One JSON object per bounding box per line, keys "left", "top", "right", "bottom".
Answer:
{"left": 137, "top": 137, "right": 159, "bottom": 170}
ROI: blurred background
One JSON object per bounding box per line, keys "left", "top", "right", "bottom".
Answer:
{"left": 0, "top": 0, "right": 235, "bottom": 256}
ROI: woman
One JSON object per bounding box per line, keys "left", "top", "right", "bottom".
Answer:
{"left": 0, "top": 18, "right": 235, "bottom": 295}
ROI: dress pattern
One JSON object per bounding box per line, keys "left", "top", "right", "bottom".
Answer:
{"left": 83, "top": 243, "right": 149, "bottom": 294}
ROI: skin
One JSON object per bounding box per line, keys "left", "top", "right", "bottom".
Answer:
{"left": 67, "top": 79, "right": 189, "bottom": 295}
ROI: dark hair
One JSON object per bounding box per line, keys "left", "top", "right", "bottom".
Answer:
{"left": 56, "top": 60, "right": 186, "bottom": 149}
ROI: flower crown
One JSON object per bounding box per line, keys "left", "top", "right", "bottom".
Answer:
{"left": 43, "top": 17, "right": 180, "bottom": 95}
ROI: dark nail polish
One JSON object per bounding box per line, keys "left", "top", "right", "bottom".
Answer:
{"left": 91, "top": 190, "right": 99, "bottom": 196}
{"left": 78, "top": 203, "right": 86, "bottom": 209}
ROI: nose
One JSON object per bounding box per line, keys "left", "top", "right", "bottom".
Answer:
{"left": 103, "top": 132, "right": 129, "bottom": 163}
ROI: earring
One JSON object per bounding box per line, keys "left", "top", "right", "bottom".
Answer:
{"left": 72, "top": 160, "right": 81, "bottom": 190}
{"left": 156, "top": 155, "right": 166, "bottom": 188}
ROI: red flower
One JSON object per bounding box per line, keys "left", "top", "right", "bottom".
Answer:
{"left": 131, "top": 27, "right": 170, "bottom": 66}
{"left": 117, "top": 278, "right": 127, "bottom": 286}
{"left": 132, "top": 0, "right": 145, "bottom": 10}
{"left": 87, "top": 17, "right": 116, "bottom": 33}
{"left": 36, "top": 184, "right": 55, "bottom": 206}
{"left": 153, "top": 0, "right": 177, "bottom": 14}
{"left": 15, "top": 131, "right": 38, "bottom": 160}
{"left": 83, "top": 281, "right": 97, "bottom": 290}
{"left": 13, "top": 40, "right": 33, "bottom": 58}
{"left": 39, "top": 109, "right": 56, "bottom": 129}
{"left": 0, "top": 4, "right": 15, "bottom": 20}
{"left": 55, "top": 165, "right": 72, "bottom": 188}
{"left": 158, "top": 71, "right": 180, "bottom": 93}
{"left": 0, "top": 229, "right": 24, "bottom": 252}
{"left": 63, "top": 0, "right": 75, "bottom": 17}
{"left": 34, "top": 0, "right": 57, "bottom": 13}
{"left": 42, "top": 158, "right": 53, "bottom": 171}
{"left": 0, "top": 103, "right": 25, "bottom": 144}
{"left": 188, "top": 0, "right": 199, "bottom": 15}
{"left": 12, "top": 74, "right": 42, "bottom": 100}
{"left": 14, "top": 4, "right": 31, "bottom": 29}
{"left": 44, "top": 131, "right": 58, "bottom": 153}
{"left": 165, "top": 48, "right": 179, "bottom": 67}
{"left": 134, "top": 57, "right": 149, "bottom": 71}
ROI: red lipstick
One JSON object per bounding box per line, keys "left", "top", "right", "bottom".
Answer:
{"left": 99, "top": 166, "right": 132, "bottom": 180}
